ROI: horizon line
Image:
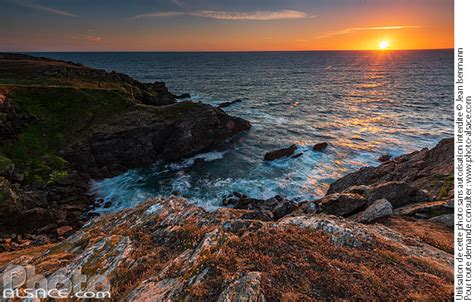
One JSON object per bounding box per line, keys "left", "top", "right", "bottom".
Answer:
{"left": 3, "top": 47, "right": 455, "bottom": 53}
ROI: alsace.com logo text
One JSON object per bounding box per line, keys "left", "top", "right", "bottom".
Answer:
{"left": 1, "top": 264, "right": 111, "bottom": 299}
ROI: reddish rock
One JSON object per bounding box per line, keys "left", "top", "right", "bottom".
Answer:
{"left": 56, "top": 226, "right": 74, "bottom": 237}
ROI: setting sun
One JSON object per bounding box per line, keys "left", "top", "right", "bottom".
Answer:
{"left": 379, "top": 41, "right": 390, "bottom": 50}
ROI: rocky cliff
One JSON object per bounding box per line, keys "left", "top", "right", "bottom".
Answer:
{"left": 0, "top": 138, "right": 454, "bottom": 300}
{"left": 0, "top": 54, "right": 250, "bottom": 241}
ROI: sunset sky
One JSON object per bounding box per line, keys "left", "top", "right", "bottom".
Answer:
{"left": 0, "top": 0, "right": 454, "bottom": 51}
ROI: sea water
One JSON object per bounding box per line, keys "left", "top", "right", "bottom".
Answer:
{"left": 35, "top": 50, "right": 454, "bottom": 212}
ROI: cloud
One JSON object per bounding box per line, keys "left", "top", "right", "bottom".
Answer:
{"left": 171, "top": 0, "right": 185, "bottom": 7}
{"left": 14, "top": 0, "right": 77, "bottom": 17}
{"left": 72, "top": 35, "right": 103, "bottom": 42}
{"left": 133, "top": 9, "right": 309, "bottom": 21}
{"left": 318, "top": 25, "right": 420, "bottom": 39}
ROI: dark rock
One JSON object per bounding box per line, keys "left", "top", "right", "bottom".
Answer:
{"left": 364, "top": 181, "right": 432, "bottom": 208}
{"left": 327, "top": 138, "right": 454, "bottom": 200}
{"left": 218, "top": 99, "right": 243, "bottom": 108}
{"left": 222, "top": 219, "right": 264, "bottom": 235}
{"left": 36, "top": 224, "right": 58, "bottom": 234}
{"left": 176, "top": 93, "right": 191, "bottom": 99}
{"left": 30, "top": 234, "right": 52, "bottom": 246}
{"left": 272, "top": 200, "right": 297, "bottom": 219}
{"left": 342, "top": 185, "right": 370, "bottom": 195}
{"left": 319, "top": 193, "right": 368, "bottom": 217}
{"left": 313, "top": 142, "right": 328, "bottom": 151}
{"left": 394, "top": 200, "right": 452, "bottom": 217}
{"left": 239, "top": 211, "right": 273, "bottom": 221}
{"left": 429, "top": 214, "right": 454, "bottom": 227}
{"left": 378, "top": 154, "right": 392, "bottom": 162}
{"left": 223, "top": 194, "right": 262, "bottom": 210}
{"left": 302, "top": 201, "right": 322, "bottom": 214}
{"left": 291, "top": 153, "right": 303, "bottom": 159}
{"left": 103, "top": 201, "right": 113, "bottom": 208}
{"left": 349, "top": 198, "right": 393, "bottom": 223}
{"left": 63, "top": 101, "right": 251, "bottom": 178}
{"left": 264, "top": 145, "right": 297, "bottom": 161}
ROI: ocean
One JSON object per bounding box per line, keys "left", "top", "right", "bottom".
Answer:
{"left": 33, "top": 50, "right": 454, "bottom": 212}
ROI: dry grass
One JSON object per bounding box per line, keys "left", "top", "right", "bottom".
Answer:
{"left": 197, "top": 226, "right": 453, "bottom": 300}
{"left": 377, "top": 216, "right": 454, "bottom": 254}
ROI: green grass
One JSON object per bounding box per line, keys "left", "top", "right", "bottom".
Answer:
{"left": 0, "top": 86, "right": 133, "bottom": 184}
{"left": 0, "top": 155, "right": 13, "bottom": 172}
{"left": 0, "top": 191, "right": 10, "bottom": 203}
{"left": 432, "top": 174, "right": 454, "bottom": 199}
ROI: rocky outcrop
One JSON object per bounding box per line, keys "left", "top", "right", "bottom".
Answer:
{"left": 0, "top": 53, "right": 176, "bottom": 106}
{"left": 349, "top": 198, "right": 393, "bottom": 223}
{"left": 0, "top": 54, "right": 251, "bottom": 242}
{"left": 0, "top": 197, "right": 454, "bottom": 300}
{"left": 264, "top": 144, "right": 297, "bottom": 161}
{"left": 328, "top": 138, "right": 454, "bottom": 199}
{"left": 223, "top": 193, "right": 296, "bottom": 220}
{"left": 318, "top": 192, "right": 367, "bottom": 217}
{"left": 313, "top": 142, "right": 328, "bottom": 151}
{"left": 378, "top": 154, "right": 392, "bottom": 162}
{"left": 62, "top": 102, "right": 251, "bottom": 178}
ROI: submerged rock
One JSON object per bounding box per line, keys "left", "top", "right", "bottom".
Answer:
{"left": 218, "top": 99, "right": 243, "bottom": 108}
{"left": 175, "top": 93, "right": 191, "bottom": 99}
{"left": 264, "top": 144, "right": 297, "bottom": 161}
{"left": 313, "top": 142, "right": 329, "bottom": 151}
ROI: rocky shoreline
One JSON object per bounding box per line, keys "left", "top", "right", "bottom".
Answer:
{"left": 0, "top": 136, "right": 454, "bottom": 299}
{"left": 0, "top": 53, "right": 454, "bottom": 300}
{"left": 0, "top": 53, "right": 250, "bottom": 249}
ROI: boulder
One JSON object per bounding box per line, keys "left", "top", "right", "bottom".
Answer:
{"left": 264, "top": 144, "right": 297, "bottom": 161}
{"left": 319, "top": 193, "right": 368, "bottom": 217}
{"left": 378, "top": 154, "right": 392, "bottom": 162}
{"left": 429, "top": 214, "right": 454, "bottom": 227}
{"left": 313, "top": 142, "right": 329, "bottom": 151}
{"left": 364, "top": 181, "right": 432, "bottom": 208}
{"left": 218, "top": 272, "right": 265, "bottom": 302}
{"left": 394, "top": 200, "right": 452, "bottom": 217}
{"left": 349, "top": 198, "right": 393, "bottom": 223}
{"left": 272, "top": 200, "right": 297, "bottom": 219}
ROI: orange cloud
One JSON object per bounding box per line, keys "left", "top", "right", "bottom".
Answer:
{"left": 72, "top": 35, "right": 103, "bottom": 42}
{"left": 133, "top": 10, "right": 309, "bottom": 21}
